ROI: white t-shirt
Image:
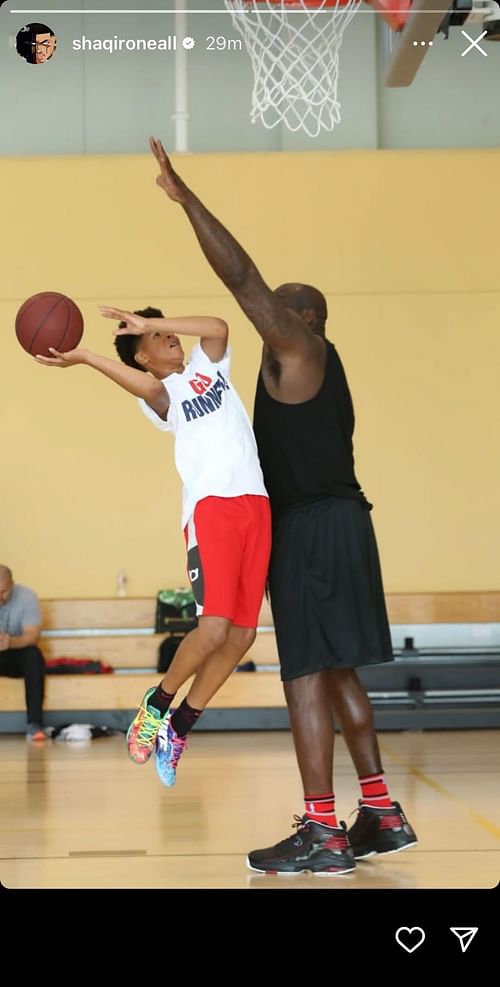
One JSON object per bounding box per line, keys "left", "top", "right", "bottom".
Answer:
{"left": 138, "top": 343, "right": 268, "bottom": 528}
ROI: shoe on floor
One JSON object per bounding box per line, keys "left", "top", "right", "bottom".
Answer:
{"left": 247, "top": 816, "right": 356, "bottom": 876}
{"left": 347, "top": 801, "right": 418, "bottom": 859}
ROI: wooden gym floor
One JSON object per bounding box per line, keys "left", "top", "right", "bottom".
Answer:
{"left": 1, "top": 729, "right": 499, "bottom": 890}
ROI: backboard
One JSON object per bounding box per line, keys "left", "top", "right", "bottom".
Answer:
{"left": 374, "top": 0, "right": 500, "bottom": 85}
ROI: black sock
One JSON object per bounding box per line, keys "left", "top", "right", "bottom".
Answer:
{"left": 171, "top": 699, "right": 203, "bottom": 739}
{"left": 149, "top": 684, "right": 176, "bottom": 716}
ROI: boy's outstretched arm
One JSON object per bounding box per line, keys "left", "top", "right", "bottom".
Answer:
{"left": 34, "top": 345, "right": 169, "bottom": 419}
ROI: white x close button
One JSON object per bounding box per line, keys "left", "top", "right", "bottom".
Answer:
{"left": 461, "top": 30, "right": 488, "bottom": 56}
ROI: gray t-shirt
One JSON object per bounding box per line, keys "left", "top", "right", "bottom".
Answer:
{"left": 0, "top": 584, "right": 41, "bottom": 636}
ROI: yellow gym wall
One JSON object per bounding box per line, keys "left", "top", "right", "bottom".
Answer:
{"left": 1, "top": 150, "right": 499, "bottom": 597}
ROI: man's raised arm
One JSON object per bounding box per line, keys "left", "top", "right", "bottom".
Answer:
{"left": 150, "top": 137, "right": 318, "bottom": 359}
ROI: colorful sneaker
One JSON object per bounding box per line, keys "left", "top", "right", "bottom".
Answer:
{"left": 247, "top": 816, "right": 356, "bottom": 876}
{"left": 127, "top": 687, "right": 166, "bottom": 764}
{"left": 155, "top": 715, "right": 188, "bottom": 788}
{"left": 347, "top": 801, "right": 418, "bottom": 859}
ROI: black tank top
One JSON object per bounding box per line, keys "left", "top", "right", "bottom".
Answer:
{"left": 253, "top": 340, "right": 370, "bottom": 514}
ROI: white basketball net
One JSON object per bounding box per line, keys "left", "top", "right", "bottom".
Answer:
{"left": 223, "top": 0, "right": 361, "bottom": 138}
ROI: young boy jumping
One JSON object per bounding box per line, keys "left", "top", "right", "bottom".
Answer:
{"left": 35, "top": 307, "right": 271, "bottom": 787}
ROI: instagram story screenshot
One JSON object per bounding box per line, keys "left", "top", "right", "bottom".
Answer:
{"left": 0, "top": 0, "right": 498, "bottom": 945}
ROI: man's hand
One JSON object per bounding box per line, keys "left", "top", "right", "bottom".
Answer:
{"left": 0, "top": 633, "right": 10, "bottom": 652}
{"left": 99, "top": 306, "right": 147, "bottom": 336}
{"left": 150, "top": 137, "right": 189, "bottom": 205}
{"left": 34, "top": 348, "right": 89, "bottom": 367}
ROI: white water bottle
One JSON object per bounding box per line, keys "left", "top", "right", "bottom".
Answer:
{"left": 117, "top": 569, "right": 128, "bottom": 597}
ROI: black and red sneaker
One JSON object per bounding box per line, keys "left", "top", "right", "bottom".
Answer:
{"left": 347, "top": 801, "right": 418, "bottom": 859}
{"left": 247, "top": 815, "right": 356, "bottom": 876}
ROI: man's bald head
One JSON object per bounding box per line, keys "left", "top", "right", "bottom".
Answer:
{"left": 274, "top": 283, "right": 328, "bottom": 337}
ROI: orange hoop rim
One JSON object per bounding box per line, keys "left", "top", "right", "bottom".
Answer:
{"left": 230, "top": 0, "right": 410, "bottom": 30}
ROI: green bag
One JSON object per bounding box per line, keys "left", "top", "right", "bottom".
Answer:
{"left": 155, "top": 588, "right": 197, "bottom": 634}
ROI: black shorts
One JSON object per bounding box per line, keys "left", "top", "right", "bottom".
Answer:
{"left": 268, "top": 497, "right": 394, "bottom": 681}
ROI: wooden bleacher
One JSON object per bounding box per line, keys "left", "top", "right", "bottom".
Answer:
{"left": 0, "top": 592, "right": 498, "bottom": 726}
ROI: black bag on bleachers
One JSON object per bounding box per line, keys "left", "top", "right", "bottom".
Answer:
{"left": 155, "top": 589, "right": 198, "bottom": 673}
{"left": 158, "top": 635, "right": 184, "bottom": 673}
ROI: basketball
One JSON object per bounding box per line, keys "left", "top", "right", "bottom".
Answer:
{"left": 15, "top": 292, "right": 84, "bottom": 357}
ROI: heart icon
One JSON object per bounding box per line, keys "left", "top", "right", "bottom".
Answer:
{"left": 395, "top": 927, "right": 426, "bottom": 953}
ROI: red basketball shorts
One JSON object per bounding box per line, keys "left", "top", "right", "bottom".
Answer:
{"left": 184, "top": 494, "right": 271, "bottom": 628}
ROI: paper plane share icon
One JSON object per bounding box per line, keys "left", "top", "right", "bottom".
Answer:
{"left": 450, "top": 928, "right": 479, "bottom": 953}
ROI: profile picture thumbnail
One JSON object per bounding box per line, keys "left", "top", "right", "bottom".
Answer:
{"left": 16, "top": 23, "right": 57, "bottom": 65}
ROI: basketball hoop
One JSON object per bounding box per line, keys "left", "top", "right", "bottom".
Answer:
{"left": 223, "top": 0, "right": 362, "bottom": 138}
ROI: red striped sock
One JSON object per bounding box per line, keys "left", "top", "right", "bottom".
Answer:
{"left": 359, "top": 772, "right": 392, "bottom": 809}
{"left": 304, "top": 792, "right": 338, "bottom": 828}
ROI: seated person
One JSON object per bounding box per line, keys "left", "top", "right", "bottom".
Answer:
{"left": 0, "top": 565, "right": 45, "bottom": 740}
